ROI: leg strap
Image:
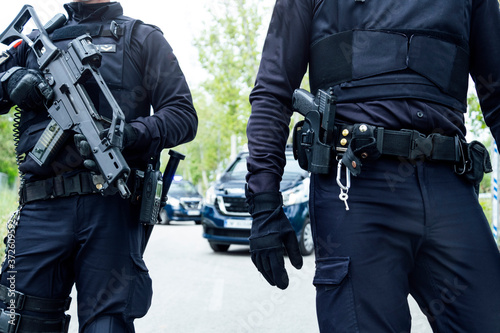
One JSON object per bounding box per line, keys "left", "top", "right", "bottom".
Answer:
{"left": 0, "top": 284, "right": 71, "bottom": 333}
{"left": 0, "top": 285, "right": 71, "bottom": 313}
{"left": 0, "top": 309, "right": 70, "bottom": 333}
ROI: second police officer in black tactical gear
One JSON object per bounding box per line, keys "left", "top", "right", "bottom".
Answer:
{"left": 246, "top": 0, "right": 500, "bottom": 332}
{"left": 0, "top": 0, "right": 197, "bottom": 332}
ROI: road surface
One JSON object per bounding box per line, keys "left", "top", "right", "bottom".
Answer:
{"left": 67, "top": 222, "right": 432, "bottom": 332}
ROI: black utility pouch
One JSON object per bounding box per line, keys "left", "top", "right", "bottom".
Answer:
{"left": 139, "top": 164, "right": 163, "bottom": 225}
{"left": 292, "top": 120, "right": 310, "bottom": 171}
{"left": 460, "top": 140, "right": 492, "bottom": 186}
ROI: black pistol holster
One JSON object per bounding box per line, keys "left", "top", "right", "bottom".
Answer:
{"left": 292, "top": 88, "right": 337, "bottom": 174}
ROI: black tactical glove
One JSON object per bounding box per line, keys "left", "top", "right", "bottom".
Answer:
{"left": 246, "top": 190, "right": 303, "bottom": 289}
{"left": 74, "top": 133, "right": 99, "bottom": 172}
{"left": 1, "top": 67, "right": 54, "bottom": 111}
{"left": 74, "top": 123, "right": 138, "bottom": 172}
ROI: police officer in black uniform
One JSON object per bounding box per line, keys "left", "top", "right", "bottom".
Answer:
{"left": 246, "top": 0, "right": 500, "bottom": 332}
{"left": 0, "top": 0, "right": 197, "bottom": 332}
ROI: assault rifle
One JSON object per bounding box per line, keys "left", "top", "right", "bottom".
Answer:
{"left": 292, "top": 88, "right": 337, "bottom": 174}
{"left": 0, "top": 5, "right": 131, "bottom": 198}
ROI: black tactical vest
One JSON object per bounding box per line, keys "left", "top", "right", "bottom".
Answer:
{"left": 309, "top": 0, "right": 471, "bottom": 111}
{"left": 50, "top": 16, "right": 151, "bottom": 121}
{"left": 16, "top": 15, "right": 153, "bottom": 178}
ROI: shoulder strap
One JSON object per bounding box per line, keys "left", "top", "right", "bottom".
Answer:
{"left": 51, "top": 20, "right": 126, "bottom": 41}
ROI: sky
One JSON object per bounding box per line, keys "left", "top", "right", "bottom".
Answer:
{"left": 0, "top": 0, "right": 212, "bottom": 87}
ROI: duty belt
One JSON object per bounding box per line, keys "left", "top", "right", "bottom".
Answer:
{"left": 20, "top": 172, "right": 99, "bottom": 205}
{"left": 335, "top": 123, "right": 463, "bottom": 176}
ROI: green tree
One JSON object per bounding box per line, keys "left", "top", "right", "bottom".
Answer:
{"left": 467, "top": 92, "right": 488, "bottom": 136}
{"left": 0, "top": 107, "right": 19, "bottom": 186}
{"left": 467, "top": 92, "right": 495, "bottom": 194}
{"left": 174, "top": 0, "right": 270, "bottom": 190}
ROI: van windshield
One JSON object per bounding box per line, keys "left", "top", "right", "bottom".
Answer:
{"left": 227, "top": 156, "right": 248, "bottom": 177}
{"left": 228, "top": 153, "right": 307, "bottom": 179}
{"left": 169, "top": 181, "right": 199, "bottom": 196}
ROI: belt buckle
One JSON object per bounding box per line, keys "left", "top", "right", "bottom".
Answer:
{"left": 0, "top": 309, "right": 20, "bottom": 333}
{"left": 8, "top": 289, "right": 26, "bottom": 311}
{"left": 400, "top": 130, "right": 428, "bottom": 160}
{"left": 16, "top": 292, "right": 25, "bottom": 312}
{"left": 52, "top": 175, "right": 65, "bottom": 197}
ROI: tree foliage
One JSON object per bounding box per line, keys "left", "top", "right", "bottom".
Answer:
{"left": 467, "top": 91, "right": 494, "bottom": 194}
{"left": 467, "top": 92, "right": 488, "bottom": 136}
{"left": 0, "top": 108, "right": 19, "bottom": 186}
{"left": 171, "top": 0, "right": 269, "bottom": 191}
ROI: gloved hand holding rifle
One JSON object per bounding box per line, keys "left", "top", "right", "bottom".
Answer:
{"left": 0, "top": 5, "right": 131, "bottom": 198}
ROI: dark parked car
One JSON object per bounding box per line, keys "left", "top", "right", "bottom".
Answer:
{"left": 159, "top": 177, "right": 203, "bottom": 225}
{"left": 201, "top": 149, "right": 313, "bottom": 255}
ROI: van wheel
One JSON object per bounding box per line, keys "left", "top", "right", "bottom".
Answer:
{"left": 209, "top": 242, "right": 230, "bottom": 252}
{"left": 299, "top": 218, "right": 314, "bottom": 256}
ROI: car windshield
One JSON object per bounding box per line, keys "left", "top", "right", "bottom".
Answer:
{"left": 169, "top": 181, "right": 199, "bottom": 196}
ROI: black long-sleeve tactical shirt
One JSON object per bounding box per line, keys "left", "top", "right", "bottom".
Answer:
{"left": 246, "top": 0, "right": 500, "bottom": 193}
{"left": 0, "top": 2, "right": 197, "bottom": 181}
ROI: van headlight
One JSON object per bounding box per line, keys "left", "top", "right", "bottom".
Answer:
{"left": 167, "top": 197, "right": 181, "bottom": 209}
{"left": 282, "top": 178, "right": 309, "bottom": 206}
{"left": 204, "top": 186, "right": 216, "bottom": 205}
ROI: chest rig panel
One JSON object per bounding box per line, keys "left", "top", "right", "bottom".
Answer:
{"left": 50, "top": 17, "right": 151, "bottom": 121}
{"left": 309, "top": 0, "right": 471, "bottom": 110}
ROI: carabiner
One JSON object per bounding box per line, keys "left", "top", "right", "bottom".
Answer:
{"left": 336, "top": 159, "right": 351, "bottom": 191}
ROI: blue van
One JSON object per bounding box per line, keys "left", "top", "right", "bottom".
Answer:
{"left": 159, "top": 177, "right": 203, "bottom": 225}
{"left": 201, "top": 149, "right": 313, "bottom": 255}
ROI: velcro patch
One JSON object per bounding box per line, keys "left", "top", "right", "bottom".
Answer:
{"left": 95, "top": 44, "right": 116, "bottom": 53}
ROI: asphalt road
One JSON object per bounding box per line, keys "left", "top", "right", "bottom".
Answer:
{"left": 67, "top": 222, "right": 432, "bottom": 333}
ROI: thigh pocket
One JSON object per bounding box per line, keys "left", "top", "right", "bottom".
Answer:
{"left": 126, "top": 254, "right": 153, "bottom": 319}
{"left": 313, "top": 257, "right": 359, "bottom": 332}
